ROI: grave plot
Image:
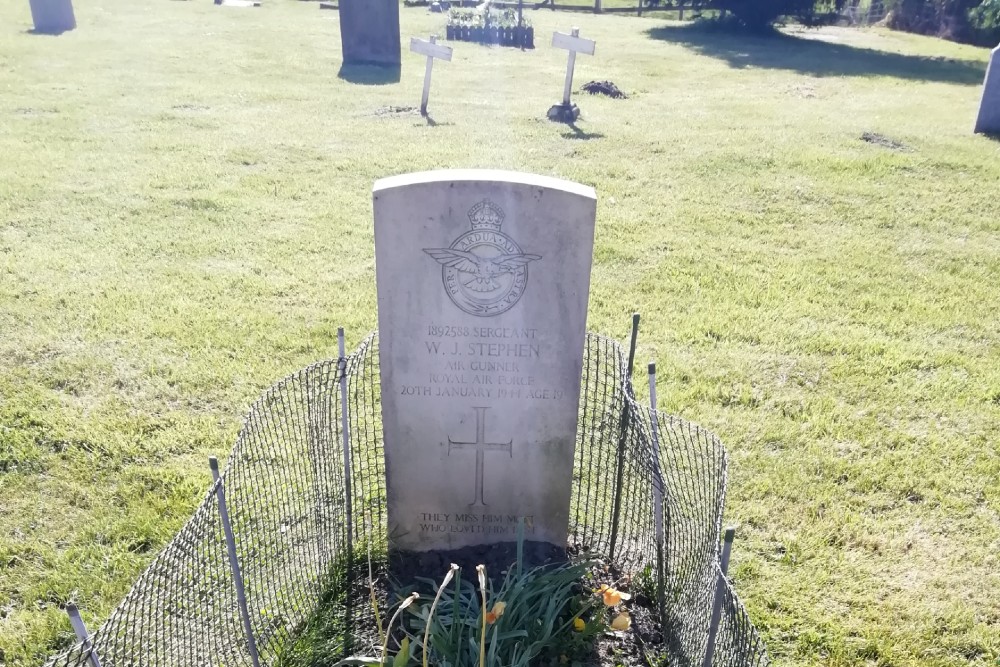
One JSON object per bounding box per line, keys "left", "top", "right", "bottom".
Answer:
{"left": 42, "top": 172, "right": 769, "bottom": 667}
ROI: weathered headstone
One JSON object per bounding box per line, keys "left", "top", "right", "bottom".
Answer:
{"left": 28, "top": 0, "right": 76, "bottom": 35}
{"left": 548, "top": 27, "right": 595, "bottom": 122}
{"left": 410, "top": 35, "right": 453, "bottom": 115}
{"left": 339, "top": 0, "right": 401, "bottom": 68}
{"left": 374, "top": 170, "right": 597, "bottom": 558}
{"left": 974, "top": 44, "right": 1000, "bottom": 135}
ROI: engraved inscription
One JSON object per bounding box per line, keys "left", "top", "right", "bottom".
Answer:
{"left": 446, "top": 407, "right": 512, "bottom": 507}
{"left": 398, "top": 322, "right": 568, "bottom": 401}
{"left": 424, "top": 200, "right": 542, "bottom": 317}
{"left": 418, "top": 513, "right": 536, "bottom": 536}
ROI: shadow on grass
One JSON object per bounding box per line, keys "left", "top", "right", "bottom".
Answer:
{"left": 420, "top": 114, "right": 455, "bottom": 127}
{"left": 422, "top": 113, "right": 454, "bottom": 127}
{"left": 337, "top": 63, "right": 401, "bottom": 85}
{"left": 645, "top": 23, "right": 987, "bottom": 85}
{"left": 277, "top": 556, "right": 378, "bottom": 667}
{"left": 561, "top": 123, "right": 605, "bottom": 140}
{"left": 24, "top": 28, "right": 74, "bottom": 35}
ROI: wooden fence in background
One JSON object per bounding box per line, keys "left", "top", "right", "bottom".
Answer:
{"left": 491, "top": 0, "right": 708, "bottom": 17}
{"left": 403, "top": 0, "right": 711, "bottom": 18}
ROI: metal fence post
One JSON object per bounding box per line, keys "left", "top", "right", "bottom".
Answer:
{"left": 702, "top": 527, "right": 736, "bottom": 667}
{"left": 608, "top": 313, "right": 640, "bottom": 562}
{"left": 647, "top": 361, "right": 667, "bottom": 636}
{"left": 720, "top": 527, "right": 735, "bottom": 576}
{"left": 65, "top": 603, "right": 102, "bottom": 667}
{"left": 209, "top": 457, "right": 262, "bottom": 667}
{"left": 337, "top": 328, "right": 354, "bottom": 560}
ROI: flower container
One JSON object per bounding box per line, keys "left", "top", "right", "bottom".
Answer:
{"left": 445, "top": 9, "right": 534, "bottom": 48}
{"left": 525, "top": 26, "right": 534, "bottom": 47}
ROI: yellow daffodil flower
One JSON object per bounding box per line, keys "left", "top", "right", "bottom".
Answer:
{"left": 485, "top": 601, "right": 506, "bottom": 624}
{"left": 597, "top": 585, "right": 631, "bottom": 607}
{"left": 610, "top": 612, "right": 631, "bottom": 631}
{"left": 573, "top": 617, "right": 586, "bottom": 632}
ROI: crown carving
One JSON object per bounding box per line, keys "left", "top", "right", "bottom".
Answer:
{"left": 468, "top": 200, "right": 504, "bottom": 231}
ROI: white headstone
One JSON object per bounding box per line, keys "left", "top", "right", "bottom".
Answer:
{"left": 974, "top": 45, "right": 1000, "bottom": 135}
{"left": 373, "top": 170, "right": 597, "bottom": 553}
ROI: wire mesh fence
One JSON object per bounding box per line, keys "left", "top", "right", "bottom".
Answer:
{"left": 44, "top": 329, "right": 768, "bottom": 667}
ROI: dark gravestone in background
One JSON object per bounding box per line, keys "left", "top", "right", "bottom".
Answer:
{"left": 339, "top": 0, "right": 401, "bottom": 68}
{"left": 28, "top": 0, "right": 76, "bottom": 34}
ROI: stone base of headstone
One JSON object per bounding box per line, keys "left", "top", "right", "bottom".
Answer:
{"left": 339, "top": 0, "right": 401, "bottom": 68}
{"left": 389, "top": 541, "right": 567, "bottom": 588}
{"left": 28, "top": 0, "right": 76, "bottom": 35}
{"left": 973, "top": 45, "right": 1000, "bottom": 135}
{"left": 547, "top": 103, "right": 580, "bottom": 122}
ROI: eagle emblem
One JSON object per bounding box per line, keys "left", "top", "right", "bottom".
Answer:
{"left": 423, "top": 200, "right": 542, "bottom": 317}
{"left": 424, "top": 248, "right": 541, "bottom": 292}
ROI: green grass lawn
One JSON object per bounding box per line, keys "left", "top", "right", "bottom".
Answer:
{"left": 1, "top": 1, "right": 999, "bottom": 665}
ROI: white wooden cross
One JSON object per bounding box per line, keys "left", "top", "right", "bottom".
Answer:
{"left": 552, "top": 27, "right": 595, "bottom": 107}
{"left": 410, "top": 35, "right": 453, "bottom": 116}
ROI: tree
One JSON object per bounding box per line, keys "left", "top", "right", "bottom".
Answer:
{"left": 968, "top": 0, "right": 1000, "bottom": 34}
{"left": 884, "top": 0, "right": 1000, "bottom": 45}
{"left": 688, "top": 0, "right": 846, "bottom": 32}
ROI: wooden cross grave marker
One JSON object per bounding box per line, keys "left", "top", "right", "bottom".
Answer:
{"left": 549, "top": 27, "right": 595, "bottom": 122}
{"left": 410, "top": 35, "right": 453, "bottom": 116}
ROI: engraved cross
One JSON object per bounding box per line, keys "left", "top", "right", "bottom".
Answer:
{"left": 447, "top": 407, "right": 512, "bottom": 508}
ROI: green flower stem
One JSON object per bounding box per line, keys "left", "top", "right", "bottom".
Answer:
{"left": 423, "top": 564, "right": 458, "bottom": 667}
{"left": 382, "top": 593, "right": 419, "bottom": 667}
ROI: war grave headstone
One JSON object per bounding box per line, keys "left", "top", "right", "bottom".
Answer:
{"left": 974, "top": 44, "right": 1000, "bottom": 135}
{"left": 339, "top": 0, "right": 402, "bottom": 68}
{"left": 28, "top": 0, "right": 76, "bottom": 34}
{"left": 373, "top": 170, "right": 597, "bottom": 572}
{"left": 548, "top": 27, "right": 595, "bottom": 122}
